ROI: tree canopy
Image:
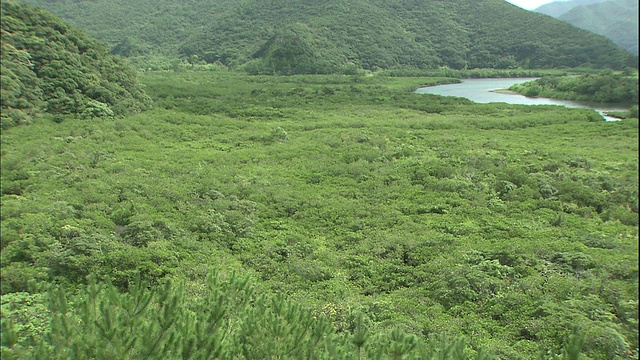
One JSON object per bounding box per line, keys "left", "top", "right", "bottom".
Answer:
{"left": 1, "top": 1, "right": 151, "bottom": 128}
{"left": 17, "top": 0, "right": 638, "bottom": 73}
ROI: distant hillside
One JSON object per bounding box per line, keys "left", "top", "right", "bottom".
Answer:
{"left": 1, "top": 1, "right": 151, "bottom": 128}
{"left": 535, "top": 0, "right": 638, "bottom": 55}
{"left": 561, "top": 0, "right": 638, "bottom": 55}
{"left": 17, "top": 0, "right": 636, "bottom": 73}
{"left": 535, "top": 0, "right": 607, "bottom": 17}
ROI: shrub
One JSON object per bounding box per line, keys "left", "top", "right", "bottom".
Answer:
{"left": 80, "top": 100, "right": 115, "bottom": 119}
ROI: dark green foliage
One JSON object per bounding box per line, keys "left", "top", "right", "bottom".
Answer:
{"left": 244, "top": 23, "right": 336, "bottom": 75}
{"left": 19, "top": 0, "right": 637, "bottom": 72}
{"left": 0, "top": 1, "right": 151, "bottom": 128}
{"left": 0, "top": 40, "right": 42, "bottom": 127}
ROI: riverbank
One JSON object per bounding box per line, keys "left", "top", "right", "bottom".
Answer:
{"left": 416, "top": 77, "right": 635, "bottom": 121}
{"left": 491, "top": 88, "right": 518, "bottom": 94}
{"left": 508, "top": 73, "right": 638, "bottom": 105}
{"left": 493, "top": 88, "right": 629, "bottom": 121}
{"left": 601, "top": 107, "right": 639, "bottom": 120}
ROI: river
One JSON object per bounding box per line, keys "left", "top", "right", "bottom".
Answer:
{"left": 415, "top": 78, "right": 628, "bottom": 121}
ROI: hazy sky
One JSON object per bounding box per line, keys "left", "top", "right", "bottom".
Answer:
{"left": 505, "top": 0, "right": 562, "bottom": 10}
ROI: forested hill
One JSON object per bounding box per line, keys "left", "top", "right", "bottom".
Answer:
{"left": 535, "top": 0, "right": 607, "bottom": 17}
{"left": 17, "top": 0, "right": 637, "bottom": 73}
{"left": 535, "top": 0, "right": 638, "bottom": 56}
{"left": 0, "top": 1, "right": 151, "bottom": 129}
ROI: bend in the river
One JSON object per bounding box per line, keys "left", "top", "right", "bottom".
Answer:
{"left": 415, "top": 78, "right": 628, "bottom": 121}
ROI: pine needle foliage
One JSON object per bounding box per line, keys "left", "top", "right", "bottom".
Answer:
{"left": 2, "top": 270, "right": 595, "bottom": 359}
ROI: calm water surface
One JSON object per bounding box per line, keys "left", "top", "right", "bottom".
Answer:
{"left": 415, "top": 78, "right": 628, "bottom": 121}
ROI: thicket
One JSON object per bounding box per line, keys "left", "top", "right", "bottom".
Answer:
{"left": 1, "top": 71, "right": 638, "bottom": 359}
{"left": 18, "top": 0, "right": 637, "bottom": 73}
{"left": 509, "top": 70, "right": 639, "bottom": 104}
{"left": 0, "top": 1, "right": 151, "bottom": 129}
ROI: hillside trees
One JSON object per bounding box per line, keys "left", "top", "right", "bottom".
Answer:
{"left": 536, "top": 0, "right": 639, "bottom": 56}
{"left": 457, "top": 1, "right": 634, "bottom": 69}
{"left": 243, "top": 24, "right": 336, "bottom": 75}
{"left": 0, "top": 1, "right": 151, "bottom": 128}
{"left": 17, "top": 0, "right": 638, "bottom": 72}
{"left": 0, "top": 41, "right": 42, "bottom": 125}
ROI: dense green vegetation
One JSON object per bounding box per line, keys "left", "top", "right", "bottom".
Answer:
{"left": 2, "top": 70, "right": 638, "bottom": 359}
{"left": 18, "top": 0, "right": 637, "bottom": 72}
{"left": 509, "top": 70, "right": 639, "bottom": 103}
{"left": 1, "top": 1, "right": 639, "bottom": 358}
{"left": 0, "top": 1, "right": 151, "bottom": 129}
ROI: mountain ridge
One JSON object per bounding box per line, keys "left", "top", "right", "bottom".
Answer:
{"left": 535, "top": 0, "right": 638, "bottom": 55}
{"left": 535, "top": 0, "right": 608, "bottom": 17}
{"left": 16, "top": 0, "right": 637, "bottom": 73}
